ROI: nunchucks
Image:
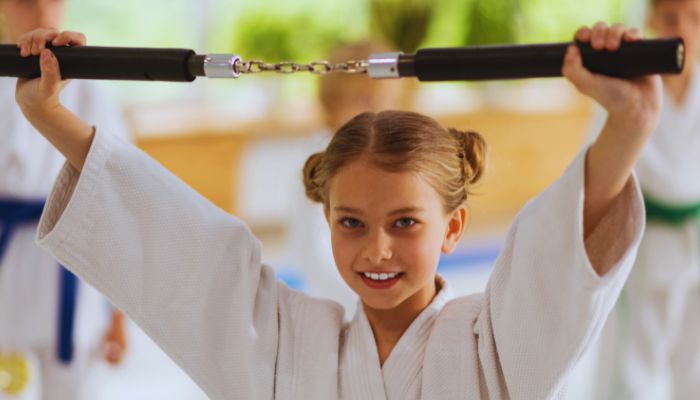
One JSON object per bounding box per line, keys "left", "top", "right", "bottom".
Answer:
{"left": 0, "top": 38, "right": 685, "bottom": 82}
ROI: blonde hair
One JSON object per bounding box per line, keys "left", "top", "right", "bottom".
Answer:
{"left": 303, "top": 110, "right": 486, "bottom": 212}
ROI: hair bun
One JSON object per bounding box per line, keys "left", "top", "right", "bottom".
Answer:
{"left": 449, "top": 128, "right": 487, "bottom": 186}
{"left": 302, "top": 152, "right": 326, "bottom": 203}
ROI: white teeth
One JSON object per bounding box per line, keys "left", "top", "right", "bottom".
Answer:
{"left": 363, "top": 272, "right": 399, "bottom": 281}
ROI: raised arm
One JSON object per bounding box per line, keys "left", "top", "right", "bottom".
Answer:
{"left": 476, "top": 23, "right": 657, "bottom": 398}
{"left": 562, "top": 23, "right": 662, "bottom": 275}
{"left": 13, "top": 28, "right": 281, "bottom": 399}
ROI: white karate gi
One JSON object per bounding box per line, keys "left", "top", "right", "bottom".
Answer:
{"left": 36, "top": 129, "right": 644, "bottom": 399}
{"left": 0, "top": 78, "right": 130, "bottom": 400}
{"left": 593, "top": 70, "right": 700, "bottom": 399}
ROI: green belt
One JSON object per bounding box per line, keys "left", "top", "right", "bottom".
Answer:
{"left": 644, "top": 194, "right": 700, "bottom": 226}
{"left": 608, "top": 195, "right": 700, "bottom": 399}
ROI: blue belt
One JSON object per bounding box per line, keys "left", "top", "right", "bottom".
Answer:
{"left": 0, "top": 198, "right": 77, "bottom": 364}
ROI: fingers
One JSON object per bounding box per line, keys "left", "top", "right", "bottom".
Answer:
{"left": 102, "top": 334, "right": 127, "bottom": 365}
{"left": 39, "top": 49, "right": 63, "bottom": 92}
{"left": 52, "top": 31, "right": 87, "bottom": 47}
{"left": 591, "top": 21, "right": 608, "bottom": 50}
{"left": 574, "top": 22, "right": 645, "bottom": 52}
{"left": 605, "top": 23, "right": 626, "bottom": 51}
{"left": 574, "top": 26, "right": 592, "bottom": 43}
{"left": 103, "top": 341, "right": 125, "bottom": 365}
{"left": 624, "top": 27, "right": 643, "bottom": 42}
{"left": 17, "top": 28, "right": 59, "bottom": 56}
{"left": 562, "top": 45, "right": 596, "bottom": 96}
{"left": 17, "top": 28, "right": 86, "bottom": 57}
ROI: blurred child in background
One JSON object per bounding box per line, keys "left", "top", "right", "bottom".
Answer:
{"left": 592, "top": 1, "right": 700, "bottom": 398}
{"left": 0, "top": 1, "right": 129, "bottom": 398}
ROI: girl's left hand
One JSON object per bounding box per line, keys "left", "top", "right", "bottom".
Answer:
{"left": 562, "top": 22, "right": 663, "bottom": 132}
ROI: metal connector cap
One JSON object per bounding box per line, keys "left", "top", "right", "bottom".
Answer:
{"left": 677, "top": 41, "right": 686, "bottom": 71}
{"left": 203, "top": 54, "right": 241, "bottom": 78}
{"left": 367, "top": 52, "right": 402, "bottom": 79}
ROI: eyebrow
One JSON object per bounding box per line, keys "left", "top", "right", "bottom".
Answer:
{"left": 333, "top": 206, "right": 425, "bottom": 216}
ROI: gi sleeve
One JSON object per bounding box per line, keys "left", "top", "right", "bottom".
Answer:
{"left": 476, "top": 148, "right": 645, "bottom": 399}
{"left": 37, "top": 129, "right": 281, "bottom": 399}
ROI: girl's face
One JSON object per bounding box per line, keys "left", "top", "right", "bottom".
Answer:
{"left": 0, "top": 0, "right": 66, "bottom": 42}
{"left": 649, "top": 0, "right": 700, "bottom": 67}
{"left": 325, "top": 157, "right": 465, "bottom": 312}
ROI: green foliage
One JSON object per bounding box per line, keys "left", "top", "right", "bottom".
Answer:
{"left": 463, "top": 0, "right": 521, "bottom": 46}
{"left": 232, "top": 12, "right": 350, "bottom": 62}
{"left": 515, "top": 0, "right": 637, "bottom": 43}
{"left": 64, "top": 0, "right": 197, "bottom": 47}
{"left": 369, "top": 0, "right": 434, "bottom": 53}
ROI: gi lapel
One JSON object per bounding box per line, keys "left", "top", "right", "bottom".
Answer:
{"left": 340, "top": 304, "right": 387, "bottom": 400}
{"left": 381, "top": 276, "right": 451, "bottom": 399}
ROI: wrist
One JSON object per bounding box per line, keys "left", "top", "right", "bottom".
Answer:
{"left": 19, "top": 100, "right": 65, "bottom": 124}
{"left": 605, "top": 109, "right": 657, "bottom": 136}
{"left": 18, "top": 103, "right": 95, "bottom": 171}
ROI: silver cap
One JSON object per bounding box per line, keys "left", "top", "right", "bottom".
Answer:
{"left": 203, "top": 54, "right": 241, "bottom": 78}
{"left": 367, "top": 52, "right": 402, "bottom": 79}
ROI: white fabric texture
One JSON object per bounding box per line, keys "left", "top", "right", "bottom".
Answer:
{"left": 37, "top": 129, "right": 644, "bottom": 399}
{"left": 589, "top": 70, "right": 700, "bottom": 399}
{"left": 0, "top": 77, "right": 130, "bottom": 399}
{"left": 587, "top": 69, "right": 700, "bottom": 289}
{"left": 634, "top": 69, "right": 700, "bottom": 290}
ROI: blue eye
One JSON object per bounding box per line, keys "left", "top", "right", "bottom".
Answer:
{"left": 393, "top": 218, "right": 416, "bottom": 229}
{"left": 340, "top": 218, "right": 363, "bottom": 229}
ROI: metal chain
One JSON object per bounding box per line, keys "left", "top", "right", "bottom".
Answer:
{"left": 234, "top": 59, "right": 368, "bottom": 76}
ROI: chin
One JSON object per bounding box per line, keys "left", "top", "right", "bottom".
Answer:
{"left": 360, "top": 294, "right": 405, "bottom": 311}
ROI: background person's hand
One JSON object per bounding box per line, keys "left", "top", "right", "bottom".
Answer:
{"left": 101, "top": 310, "right": 128, "bottom": 366}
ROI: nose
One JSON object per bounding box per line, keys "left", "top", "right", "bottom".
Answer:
{"left": 361, "top": 229, "right": 393, "bottom": 265}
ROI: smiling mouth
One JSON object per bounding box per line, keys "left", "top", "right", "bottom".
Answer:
{"left": 359, "top": 272, "right": 403, "bottom": 289}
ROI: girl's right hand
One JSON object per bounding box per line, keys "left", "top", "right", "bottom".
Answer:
{"left": 14, "top": 28, "right": 95, "bottom": 172}
{"left": 15, "top": 28, "right": 87, "bottom": 118}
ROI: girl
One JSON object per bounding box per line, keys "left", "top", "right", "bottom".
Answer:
{"left": 0, "top": 1, "right": 128, "bottom": 398}
{"left": 13, "top": 23, "right": 659, "bottom": 399}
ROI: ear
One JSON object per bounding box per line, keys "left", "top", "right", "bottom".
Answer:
{"left": 441, "top": 205, "right": 467, "bottom": 255}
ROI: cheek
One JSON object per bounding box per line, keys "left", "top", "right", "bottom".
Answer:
{"left": 329, "top": 231, "right": 357, "bottom": 273}
{"left": 397, "top": 230, "right": 444, "bottom": 274}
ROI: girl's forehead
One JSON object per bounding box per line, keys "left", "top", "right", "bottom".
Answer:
{"left": 327, "top": 158, "right": 442, "bottom": 213}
